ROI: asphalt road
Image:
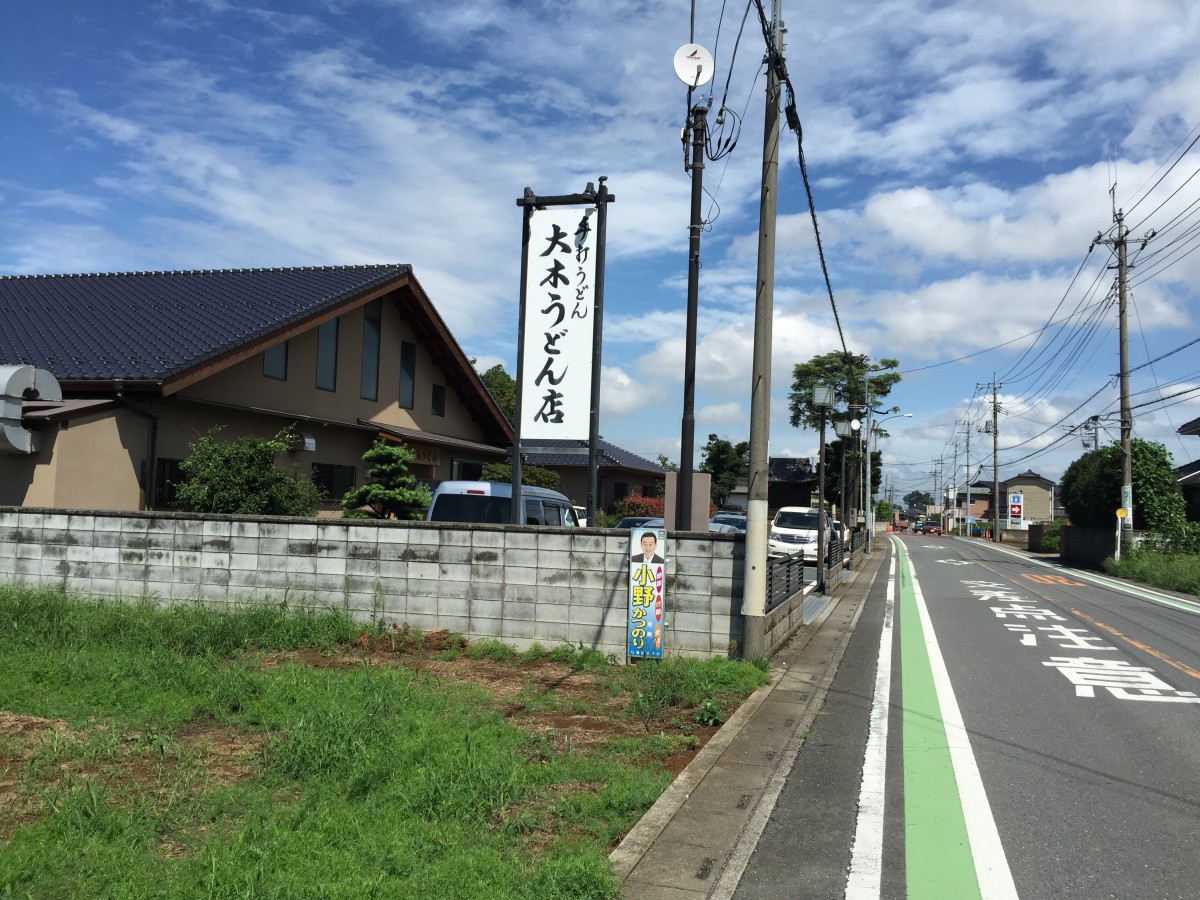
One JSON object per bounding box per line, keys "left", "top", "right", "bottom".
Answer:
{"left": 734, "top": 534, "right": 1200, "bottom": 899}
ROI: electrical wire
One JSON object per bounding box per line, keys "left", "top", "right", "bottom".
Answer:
{"left": 1126, "top": 120, "right": 1200, "bottom": 221}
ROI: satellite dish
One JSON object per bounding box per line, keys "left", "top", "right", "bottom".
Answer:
{"left": 673, "top": 44, "right": 714, "bottom": 88}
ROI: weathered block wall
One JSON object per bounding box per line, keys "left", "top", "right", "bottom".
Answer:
{"left": 0, "top": 508, "right": 743, "bottom": 659}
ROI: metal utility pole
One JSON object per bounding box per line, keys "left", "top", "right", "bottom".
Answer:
{"left": 741, "top": 0, "right": 782, "bottom": 651}
{"left": 677, "top": 102, "right": 707, "bottom": 532}
{"left": 1095, "top": 209, "right": 1134, "bottom": 530}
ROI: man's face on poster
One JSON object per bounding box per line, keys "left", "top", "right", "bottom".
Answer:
{"left": 640, "top": 533, "right": 657, "bottom": 557}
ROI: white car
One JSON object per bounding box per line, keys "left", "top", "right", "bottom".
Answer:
{"left": 768, "top": 506, "right": 831, "bottom": 560}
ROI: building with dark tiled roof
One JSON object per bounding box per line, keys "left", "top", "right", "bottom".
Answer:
{"left": 1176, "top": 416, "right": 1200, "bottom": 521}
{"left": 0, "top": 266, "right": 513, "bottom": 512}
{"left": 519, "top": 438, "right": 666, "bottom": 510}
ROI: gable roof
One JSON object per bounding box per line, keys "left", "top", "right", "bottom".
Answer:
{"left": 1, "top": 265, "right": 513, "bottom": 445}
{"left": 519, "top": 438, "right": 665, "bottom": 474}
{"left": 1179, "top": 417, "right": 1200, "bottom": 437}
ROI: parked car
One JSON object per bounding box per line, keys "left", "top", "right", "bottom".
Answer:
{"left": 616, "top": 515, "right": 659, "bottom": 529}
{"left": 426, "top": 481, "right": 581, "bottom": 526}
{"left": 709, "top": 513, "right": 748, "bottom": 534}
{"left": 920, "top": 520, "right": 943, "bottom": 535}
{"left": 768, "top": 506, "right": 831, "bottom": 560}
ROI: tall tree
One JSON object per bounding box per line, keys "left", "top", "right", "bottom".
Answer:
{"left": 788, "top": 352, "right": 902, "bottom": 433}
{"left": 478, "top": 363, "right": 517, "bottom": 423}
{"left": 1061, "top": 439, "right": 1184, "bottom": 532}
{"left": 903, "top": 490, "right": 934, "bottom": 509}
{"left": 700, "top": 434, "right": 749, "bottom": 507}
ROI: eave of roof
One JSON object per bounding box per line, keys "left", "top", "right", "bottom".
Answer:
{"left": 363, "top": 419, "right": 506, "bottom": 458}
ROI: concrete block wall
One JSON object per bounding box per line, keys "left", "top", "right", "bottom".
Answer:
{"left": 0, "top": 508, "right": 743, "bottom": 659}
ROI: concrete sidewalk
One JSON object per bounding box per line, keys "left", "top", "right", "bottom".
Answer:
{"left": 610, "top": 546, "right": 890, "bottom": 899}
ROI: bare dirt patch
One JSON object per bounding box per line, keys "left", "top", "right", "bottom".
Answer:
{"left": 1, "top": 630, "right": 735, "bottom": 842}
{"left": 259, "top": 630, "right": 726, "bottom": 777}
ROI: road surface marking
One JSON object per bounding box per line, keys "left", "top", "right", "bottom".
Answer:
{"left": 1070, "top": 608, "right": 1200, "bottom": 682}
{"left": 845, "top": 554, "right": 897, "bottom": 898}
{"left": 898, "top": 539, "right": 1019, "bottom": 900}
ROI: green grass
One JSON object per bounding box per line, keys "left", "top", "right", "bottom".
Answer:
{"left": 1104, "top": 549, "right": 1200, "bottom": 595}
{"left": 0, "top": 584, "right": 768, "bottom": 898}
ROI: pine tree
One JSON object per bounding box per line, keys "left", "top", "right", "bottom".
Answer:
{"left": 341, "top": 440, "right": 432, "bottom": 520}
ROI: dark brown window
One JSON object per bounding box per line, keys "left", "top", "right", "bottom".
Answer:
{"left": 360, "top": 300, "right": 381, "bottom": 400}
{"left": 263, "top": 342, "right": 288, "bottom": 380}
{"left": 316, "top": 319, "right": 339, "bottom": 391}
{"left": 399, "top": 340, "right": 416, "bottom": 409}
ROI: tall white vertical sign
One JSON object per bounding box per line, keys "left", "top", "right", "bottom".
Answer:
{"left": 519, "top": 207, "right": 597, "bottom": 439}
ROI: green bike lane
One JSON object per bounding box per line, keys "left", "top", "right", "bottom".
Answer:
{"left": 737, "top": 534, "right": 1200, "bottom": 899}
{"left": 734, "top": 537, "right": 1016, "bottom": 899}
{"left": 883, "top": 537, "right": 1015, "bottom": 899}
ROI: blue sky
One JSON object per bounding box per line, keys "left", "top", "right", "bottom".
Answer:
{"left": 4, "top": 0, "right": 1200, "bottom": 502}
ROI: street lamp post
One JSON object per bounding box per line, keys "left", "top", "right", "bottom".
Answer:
{"left": 813, "top": 384, "right": 835, "bottom": 593}
{"left": 834, "top": 416, "right": 859, "bottom": 566}
{"left": 868, "top": 413, "right": 913, "bottom": 549}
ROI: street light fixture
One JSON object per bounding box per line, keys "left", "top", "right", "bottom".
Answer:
{"left": 833, "top": 417, "right": 859, "bottom": 526}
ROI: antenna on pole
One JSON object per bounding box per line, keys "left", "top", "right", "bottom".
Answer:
{"left": 673, "top": 44, "right": 715, "bottom": 89}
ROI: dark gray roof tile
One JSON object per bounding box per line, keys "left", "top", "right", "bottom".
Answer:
{"left": 0, "top": 265, "right": 409, "bottom": 384}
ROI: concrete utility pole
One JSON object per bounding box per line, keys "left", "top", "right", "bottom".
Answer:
{"left": 1094, "top": 207, "right": 1137, "bottom": 532}
{"left": 978, "top": 379, "right": 1000, "bottom": 541}
{"left": 1113, "top": 211, "right": 1133, "bottom": 529}
{"left": 741, "top": 0, "right": 783, "bottom": 654}
{"left": 677, "top": 102, "right": 707, "bottom": 532}
{"left": 950, "top": 438, "right": 959, "bottom": 532}
{"left": 1095, "top": 209, "right": 1136, "bottom": 530}
{"left": 992, "top": 378, "right": 1000, "bottom": 542}
{"left": 964, "top": 423, "right": 972, "bottom": 537}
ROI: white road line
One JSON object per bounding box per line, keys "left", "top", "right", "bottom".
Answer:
{"left": 844, "top": 554, "right": 897, "bottom": 898}
{"left": 911, "top": 568, "right": 1020, "bottom": 900}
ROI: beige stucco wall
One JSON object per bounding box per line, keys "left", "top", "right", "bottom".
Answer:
{"left": 180, "top": 297, "right": 484, "bottom": 447}
{"left": 3, "top": 410, "right": 150, "bottom": 511}
{"left": 7, "top": 290, "right": 507, "bottom": 513}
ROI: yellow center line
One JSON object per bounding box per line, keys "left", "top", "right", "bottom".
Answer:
{"left": 1069, "top": 608, "right": 1200, "bottom": 682}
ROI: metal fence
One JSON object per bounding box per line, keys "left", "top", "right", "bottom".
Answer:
{"left": 765, "top": 553, "right": 806, "bottom": 613}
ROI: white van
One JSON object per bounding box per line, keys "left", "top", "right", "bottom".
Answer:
{"left": 425, "top": 481, "right": 581, "bottom": 527}
{"left": 768, "top": 506, "right": 831, "bottom": 560}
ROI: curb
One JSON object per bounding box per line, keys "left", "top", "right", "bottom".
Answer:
{"left": 609, "top": 556, "right": 885, "bottom": 884}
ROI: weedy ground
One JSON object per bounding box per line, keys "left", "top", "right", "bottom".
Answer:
{"left": 0, "top": 585, "right": 769, "bottom": 899}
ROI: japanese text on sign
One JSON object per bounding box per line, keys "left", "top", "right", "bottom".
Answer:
{"left": 628, "top": 528, "right": 666, "bottom": 658}
{"left": 519, "top": 208, "right": 598, "bottom": 439}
